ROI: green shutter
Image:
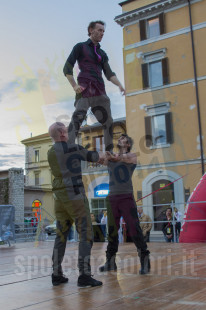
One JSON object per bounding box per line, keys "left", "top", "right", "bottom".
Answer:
{"left": 165, "top": 112, "right": 173, "bottom": 144}
{"left": 145, "top": 116, "right": 152, "bottom": 147}
{"left": 140, "top": 19, "right": 147, "bottom": 41}
{"left": 142, "top": 63, "right": 149, "bottom": 89}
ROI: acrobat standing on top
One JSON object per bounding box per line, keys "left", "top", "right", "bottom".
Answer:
{"left": 63, "top": 20, "right": 125, "bottom": 152}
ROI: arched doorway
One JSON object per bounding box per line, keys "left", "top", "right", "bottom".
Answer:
{"left": 152, "top": 180, "right": 174, "bottom": 231}
{"left": 142, "top": 170, "right": 184, "bottom": 233}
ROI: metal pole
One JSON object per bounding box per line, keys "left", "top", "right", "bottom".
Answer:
{"left": 188, "top": 0, "right": 205, "bottom": 175}
{"left": 171, "top": 201, "right": 177, "bottom": 243}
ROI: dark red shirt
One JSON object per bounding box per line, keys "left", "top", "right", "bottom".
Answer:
{"left": 63, "top": 39, "right": 116, "bottom": 97}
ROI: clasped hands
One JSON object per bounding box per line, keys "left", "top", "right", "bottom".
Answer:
{"left": 98, "top": 151, "right": 121, "bottom": 165}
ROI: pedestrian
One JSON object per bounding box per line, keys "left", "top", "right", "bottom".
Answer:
{"left": 100, "top": 211, "right": 107, "bottom": 238}
{"left": 174, "top": 207, "right": 182, "bottom": 242}
{"left": 137, "top": 207, "right": 152, "bottom": 242}
{"left": 162, "top": 207, "right": 177, "bottom": 243}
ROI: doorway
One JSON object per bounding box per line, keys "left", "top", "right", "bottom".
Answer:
{"left": 152, "top": 179, "right": 174, "bottom": 231}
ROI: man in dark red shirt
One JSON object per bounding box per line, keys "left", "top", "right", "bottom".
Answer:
{"left": 63, "top": 20, "right": 125, "bottom": 152}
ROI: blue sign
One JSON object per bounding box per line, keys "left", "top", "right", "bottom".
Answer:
{"left": 94, "top": 183, "right": 109, "bottom": 197}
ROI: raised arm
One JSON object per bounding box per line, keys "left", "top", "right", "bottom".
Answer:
{"left": 97, "top": 151, "right": 112, "bottom": 166}
{"left": 107, "top": 152, "right": 137, "bottom": 164}
{"left": 119, "top": 152, "right": 137, "bottom": 164}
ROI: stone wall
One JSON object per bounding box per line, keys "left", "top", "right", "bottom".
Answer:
{"left": 0, "top": 178, "right": 9, "bottom": 204}
{"left": 8, "top": 168, "right": 24, "bottom": 223}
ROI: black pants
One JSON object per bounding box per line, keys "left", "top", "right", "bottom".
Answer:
{"left": 68, "top": 95, "right": 113, "bottom": 152}
{"left": 144, "top": 232, "right": 150, "bottom": 243}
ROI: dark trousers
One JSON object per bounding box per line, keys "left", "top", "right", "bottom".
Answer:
{"left": 68, "top": 95, "right": 113, "bottom": 152}
{"left": 106, "top": 194, "right": 148, "bottom": 260}
{"left": 52, "top": 192, "right": 93, "bottom": 276}
{"left": 144, "top": 232, "right": 150, "bottom": 243}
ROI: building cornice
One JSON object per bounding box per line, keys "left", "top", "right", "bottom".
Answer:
{"left": 136, "top": 158, "right": 206, "bottom": 170}
{"left": 24, "top": 186, "right": 51, "bottom": 192}
{"left": 80, "top": 117, "right": 126, "bottom": 132}
{"left": 22, "top": 135, "right": 52, "bottom": 146}
{"left": 126, "top": 75, "right": 206, "bottom": 97}
{"left": 124, "top": 21, "right": 206, "bottom": 50}
{"left": 115, "top": 0, "right": 189, "bottom": 26}
{"left": 82, "top": 158, "right": 205, "bottom": 175}
{"left": 21, "top": 118, "right": 126, "bottom": 144}
{"left": 119, "top": 0, "right": 136, "bottom": 7}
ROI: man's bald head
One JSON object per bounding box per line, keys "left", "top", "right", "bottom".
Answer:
{"left": 48, "top": 122, "right": 68, "bottom": 142}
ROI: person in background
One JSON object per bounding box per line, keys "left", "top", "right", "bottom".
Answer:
{"left": 97, "top": 210, "right": 104, "bottom": 223}
{"left": 118, "top": 216, "right": 124, "bottom": 244}
{"left": 100, "top": 211, "right": 107, "bottom": 238}
{"left": 67, "top": 223, "right": 75, "bottom": 242}
{"left": 137, "top": 207, "right": 152, "bottom": 242}
{"left": 90, "top": 213, "right": 98, "bottom": 225}
{"left": 162, "top": 207, "right": 177, "bottom": 243}
{"left": 91, "top": 213, "right": 105, "bottom": 242}
{"left": 174, "top": 207, "right": 182, "bottom": 242}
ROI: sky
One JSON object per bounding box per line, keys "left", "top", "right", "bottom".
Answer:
{"left": 0, "top": 0, "right": 126, "bottom": 170}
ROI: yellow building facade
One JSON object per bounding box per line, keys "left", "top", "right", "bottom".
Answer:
{"left": 115, "top": 0, "right": 206, "bottom": 233}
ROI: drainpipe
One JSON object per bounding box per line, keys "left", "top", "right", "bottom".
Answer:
{"left": 188, "top": 0, "right": 205, "bottom": 175}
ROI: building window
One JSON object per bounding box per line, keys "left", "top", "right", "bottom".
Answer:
{"left": 144, "top": 103, "right": 173, "bottom": 147}
{"left": 150, "top": 60, "right": 163, "bottom": 88}
{"left": 140, "top": 13, "right": 165, "bottom": 41}
{"left": 147, "top": 17, "right": 160, "bottom": 38}
{"left": 91, "top": 198, "right": 107, "bottom": 219}
{"left": 34, "top": 173, "right": 40, "bottom": 186}
{"left": 35, "top": 150, "right": 40, "bottom": 163}
{"left": 142, "top": 58, "right": 169, "bottom": 89}
{"left": 93, "top": 136, "right": 105, "bottom": 152}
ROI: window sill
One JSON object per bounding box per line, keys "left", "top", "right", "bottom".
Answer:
{"left": 150, "top": 143, "right": 171, "bottom": 150}
{"left": 144, "top": 84, "right": 164, "bottom": 90}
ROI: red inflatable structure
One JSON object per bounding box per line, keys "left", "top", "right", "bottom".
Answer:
{"left": 179, "top": 173, "right": 206, "bottom": 243}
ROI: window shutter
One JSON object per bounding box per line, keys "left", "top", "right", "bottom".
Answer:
{"left": 162, "top": 58, "right": 169, "bottom": 85}
{"left": 93, "top": 137, "right": 97, "bottom": 151}
{"left": 165, "top": 112, "right": 173, "bottom": 144}
{"left": 141, "top": 63, "right": 149, "bottom": 89}
{"left": 140, "top": 19, "right": 146, "bottom": 41}
{"left": 144, "top": 116, "right": 152, "bottom": 147}
{"left": 159, "top": 13, "right": 165, "bottom": 35}
{"left": 137, "top": 191, "right": 142, "bottom": 200}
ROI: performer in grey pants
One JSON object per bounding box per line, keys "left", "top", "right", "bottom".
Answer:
{"left": 48, "top": 122, "right": 104, "bottom": 287}
{"left": 63, "top": 20, "right": 125, "bottom": 152}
